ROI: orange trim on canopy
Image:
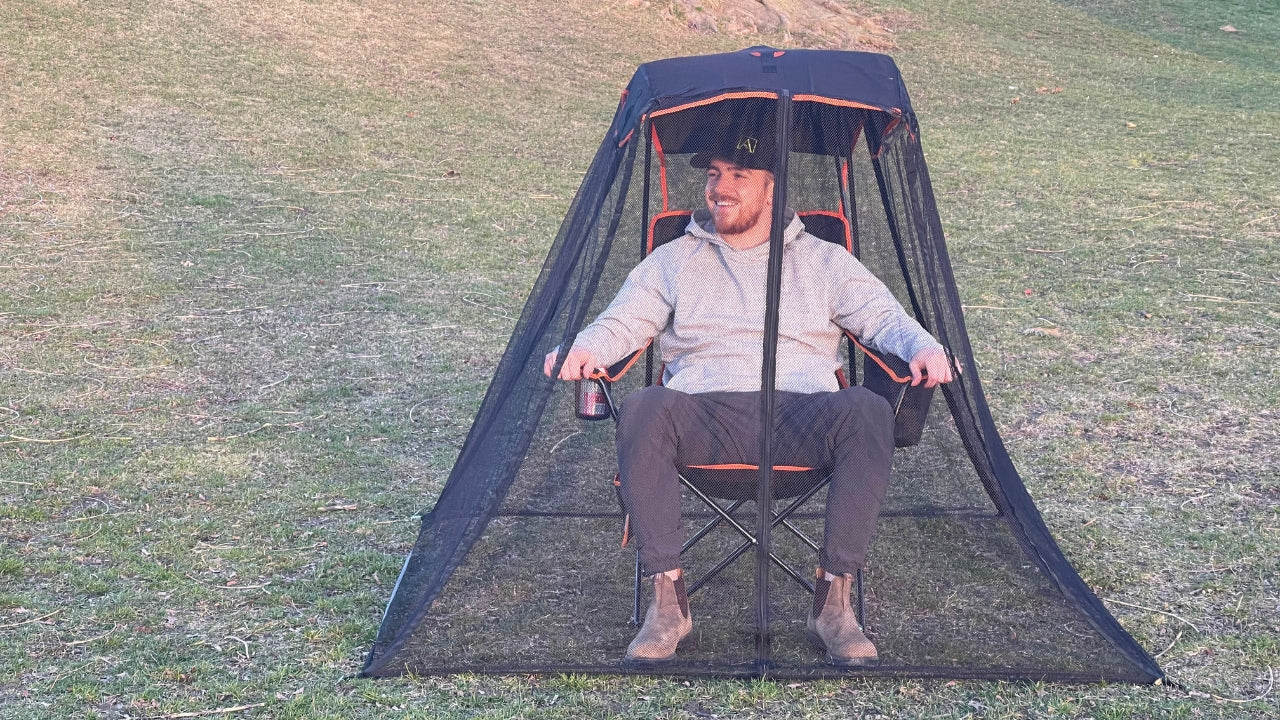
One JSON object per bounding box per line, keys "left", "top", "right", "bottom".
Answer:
{"left": 798, "top": 209, "right": 852, "bottom": 252}
{"left": 839, "top": 159, "right": 849, "bottom": 217}
{"left": 873, "top": 116, "right": 903, "bottom": 159}
{"left": 793, "top": 94, "right": 888, "bottom": 113}
{"left": 647, "top": 91, "right": 780, "bottom": 120}
{"left": 615, "top": 90, "right": 633, "bottom": 146}
{"left": 650, "top": 123, "right": 670, "bottom": 211}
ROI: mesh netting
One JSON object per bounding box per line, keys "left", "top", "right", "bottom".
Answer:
{"left": 362, "top": 49, "right": 1162, "bottom": 682}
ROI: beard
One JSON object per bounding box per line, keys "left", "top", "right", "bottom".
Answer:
{"left": 710, "top": 199, "right": 768, "bottom": 236}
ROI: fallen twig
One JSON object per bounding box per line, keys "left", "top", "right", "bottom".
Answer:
{"left": 1, "top": 433, "right": 91, "bottom": 445}
{"left": 207, "top": 424, "right": 272, "bottom": 442}
{"left": 1186, "top": 294, "right": 1263, "bottom": 305}
{"left": 65, "top": 625, "right": 119, "bottom": 647}
{"left": 67, "top": 510, "right": 135, "bottom": 524}
{"left": 256, "top": 373, "right": 291, "bottom": 393}
{"left": 1193, "top": 666, "right": 1276, "bottom": 705}
{"left": 143, "top": 702, "right": 266, "bottom": 719}
{"left": 1123, "top": 200, "right": 1195, "bottom": 210}
{"left": 373, "top": 325, "right": 461, "bottom": 335}
{"left": 408, "top": 399, "right": 429, "bottom": 424}
{"left": 225, "top": 635, "right": 252, "bottom": 661}
{"left": 550, "top": 430, "right": 585, "bottom": 454}
{"left": 183, "top": 573, "right": 272, "bottom": 591}
{"left": 0, "top": 609, "right": 60, "bottom": 629}
{"left": 1108, "top": 598, "right": 1200, "bottom": 632}
{"left": 1153, "top": 629, "right": 1182, "bottom": 658}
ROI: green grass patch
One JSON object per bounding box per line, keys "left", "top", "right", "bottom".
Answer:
{"left": 1055, "top": 0, "right": 1280, "bottom": 74}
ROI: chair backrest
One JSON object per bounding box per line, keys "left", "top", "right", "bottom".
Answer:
{"left": 648, "top": 210, "right": 693, "bottom": 253}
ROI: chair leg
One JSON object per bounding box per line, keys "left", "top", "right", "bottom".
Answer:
{"left": 632, "top": 552, "right": 643, "bottom": 626}
{"left": 855, "top": 567, "right": 865, "bottom": 628}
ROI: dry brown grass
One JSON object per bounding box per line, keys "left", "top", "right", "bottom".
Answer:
{"left": 662, "top": 0, "right": 911, "bottom": 51}
{"left": 3, "top": 0, "right": 1277, "bottom": 716}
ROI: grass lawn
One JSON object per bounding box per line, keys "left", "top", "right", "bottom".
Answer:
{"left": 1, "top": 0, "right": 1275, "bottom": 717}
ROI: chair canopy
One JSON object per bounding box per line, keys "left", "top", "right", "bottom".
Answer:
{"left": 362, "top": 48, "right": 1163, "bottom": 683}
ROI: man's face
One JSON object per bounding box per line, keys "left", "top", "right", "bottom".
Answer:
{"left": 704, "top": 159, "right": 774, "bottom": 237}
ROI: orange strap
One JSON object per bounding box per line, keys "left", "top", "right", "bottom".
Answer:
{"left": 589, "top": 339, "right": 651, "bottom": 382}
{"left": 846, "top": 332, "right": 914, "bottom": 384}
{"left": 686, "top": 463, "right": 815, "bottom": 472}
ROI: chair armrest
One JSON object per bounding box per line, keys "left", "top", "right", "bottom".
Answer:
{"left": 844, "top": 330, "right": 933, "bottom": 447}
{"left": 588, "top": 339, "right": 652, "bottom": 383}
{"left": 843, "top": 331, "right": 916, "bottom": 384}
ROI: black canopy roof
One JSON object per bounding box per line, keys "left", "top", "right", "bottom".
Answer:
{"left": 610, "top": 47, "right": 916, "bottom": 146}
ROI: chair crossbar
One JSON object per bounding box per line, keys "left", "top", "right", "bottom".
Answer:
{"left": 682, "top": 498, "right": 749, "bottom": 553}
{"left": 678, "top": 470, "right": 827, "bottom": 597}
{"left": 681, "top": 479, "right": 757, "bottom": 548}
{"left": 689, "top": 534, "right": 813, "bottom": 597}
{"left": 781, "top": 518, "right": 820, "bottom": 553}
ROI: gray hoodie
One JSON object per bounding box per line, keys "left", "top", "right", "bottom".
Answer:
{"left": 572, "top": 210, "right": 942, "bottom": 394}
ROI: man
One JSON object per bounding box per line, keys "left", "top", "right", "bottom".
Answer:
{"left": 543, "top": 133, "right": 953, "bottom": 666}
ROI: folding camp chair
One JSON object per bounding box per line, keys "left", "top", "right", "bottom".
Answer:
{"left": 587, "top": 209, "right": 933, "bottom": 627}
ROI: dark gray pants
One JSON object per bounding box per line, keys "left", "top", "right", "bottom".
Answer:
{"left": 616, "top": 385, "right": 895, "bottom": 576}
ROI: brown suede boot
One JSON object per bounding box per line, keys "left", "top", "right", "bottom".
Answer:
{"left": 806, "top": 568, "right": 878, "bottom": 666}
{"left": 625, "top": 570, "right": 692, "bottom": 662}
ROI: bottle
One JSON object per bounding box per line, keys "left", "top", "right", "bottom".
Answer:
{"left": 575, "top": 378, "right": 610, "bottom": 420}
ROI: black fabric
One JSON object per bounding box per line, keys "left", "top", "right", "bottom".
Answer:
{"left": 362, "top": 48, "right": 1164, "bottom": 683}
{"left": 861, "top": 353, "right": 934, "bottom": 448}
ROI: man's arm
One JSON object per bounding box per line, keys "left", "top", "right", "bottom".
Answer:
{"left": 542, "top": 249, "right": 677, "bottom": 381}
{"left": 829, "top": 251, "right": 953, "bottom": 388}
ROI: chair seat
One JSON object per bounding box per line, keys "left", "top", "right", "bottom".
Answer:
{"left": 682, "top": 464, "right": 830, "bottom": 501}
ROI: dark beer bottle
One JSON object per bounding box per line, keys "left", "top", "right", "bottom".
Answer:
{"left": 575, "top": 378, "right": 610, "bottom": 420}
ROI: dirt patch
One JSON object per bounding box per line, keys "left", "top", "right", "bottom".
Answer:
{"left": 654, "top": 0, "right": 910, "bottom": 51}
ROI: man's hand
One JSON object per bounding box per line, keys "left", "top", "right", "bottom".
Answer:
{"left": 543, "top": 346, "right": 599, "bottom": 381}
{"left": 909, "top": 347, "right": 953, "bottom": 388}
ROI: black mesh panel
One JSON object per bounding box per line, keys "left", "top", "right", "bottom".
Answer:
{"left": 362, "top": 49, "right": 1162, "bottom": 683}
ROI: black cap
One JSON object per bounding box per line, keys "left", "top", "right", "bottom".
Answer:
{"left": 690, "top": 134, "right": 776, "bottom": 171}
